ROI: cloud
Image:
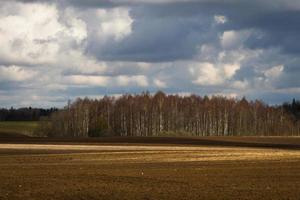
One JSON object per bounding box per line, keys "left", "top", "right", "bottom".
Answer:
{"left": 0, "top": 65, "right": 37, "bottom": 82}
{"left": 1, "top": 0, "right": 300, "bottom": 107}
{"left": 65, "top": 75, "right": 110, "bottom": 87}
{"left": 264, "top": 65, "right": 284, "bottom": 79}
{"left": 116, "top": 75, "right": 149, "bottom": 87}
{"left": 214, "top": 15, "right": 227, "bottom": 24}
{"left": 189, "top": 62, "right": 240, "bottom": 86}
{"left": 0, "top": 1, "right": 87, "bottom": 66}
{"left": 96, "top": 8, "right": 133, "bottom": 41}
{"left": 231, "top": 80, "right": 249, "bottom": 90}
{"left": 153, "top": 78, "right": 167, "bottom": 88}
{"left": 190, "top": 62, "right": 224, "bottom": 86}
{"left": 220, "top": 30, "right": 252, "bottom": 49}
{"left": 64, "top": 74, "right": 149, "bottom": 88}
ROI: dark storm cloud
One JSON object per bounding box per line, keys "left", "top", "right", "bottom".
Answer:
{"left": 88, "top": 12, "right": 217, "bottom": 62}
{"left": 221, "top": 9, "right": 300, "bottom": 54}
{"left": 72, "top": 0, "right": 300, "bottom": 62}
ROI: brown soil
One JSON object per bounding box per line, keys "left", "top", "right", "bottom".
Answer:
{"left": 1, "top": 136, "right": 300, "bottom": 149}
{"left": 0, "top": 137, "right": 300, "bottom": 200}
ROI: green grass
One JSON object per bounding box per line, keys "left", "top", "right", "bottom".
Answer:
{"left": 0, "top": 121, "right": 39, "bottom": 137}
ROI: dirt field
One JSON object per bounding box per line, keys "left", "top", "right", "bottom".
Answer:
{"left": 0, "top": 137, "right": 300, "bottom": 200}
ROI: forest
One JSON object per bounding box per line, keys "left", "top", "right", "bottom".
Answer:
{"left": 38, "top": 92, "right": 300, "bottom": 137}
{"left": 0, "top": 107, "right": 57, "bottom": 121}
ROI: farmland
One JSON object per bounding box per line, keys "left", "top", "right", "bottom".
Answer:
{"left": 0, "top": 121, "right": 38, "bottom": 137}
{"left": 0, "top": 137, "right": 300, "bottom": 200}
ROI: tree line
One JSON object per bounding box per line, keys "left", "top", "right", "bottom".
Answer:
{"left": 39, "top": 92, "right": 300, "bottom": 137}
{"left": 283, "top": 99, "right": 300, "bottom": 122}
{"left": 0, "top": 107, "right": 58, "bottom": 121}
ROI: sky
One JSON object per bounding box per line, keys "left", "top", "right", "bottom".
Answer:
{"left": 1, "top": 0, "right": 300, "bottom": 108}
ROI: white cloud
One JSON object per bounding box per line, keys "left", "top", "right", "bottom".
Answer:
{"left": 231, "top": 80, "right": 249, "bottom": 90}
{"left": 61, "top": 52, "right": 108, "bottom": 75}
{"left": 0, "top": 2, "right": 87, "bottom": 66}
{"left": 45, "top": 84, "right": 68, "bottom": 91}
{"left": 96, "top": 8, "right": 133, "bottom": 41}
{"left": 64, "top": 74, "right": 149, "bottom": 88}
{"left": 210, "top": 92, "right": 238, "bottom": 99}
{"left": 223, "top": 64, "right": 240, "bottom": 78}
{"left": 264, "top": 65, "right": 284, "bottom": 79}
{"left": 116, "top": 75, "right": 149, "bottom": 87}
{"left": 214, "top": 15, "right": 227, "bottom": 24}
{"left": 62, "top": 8, "right": 88, "bottom": 44}
{"left": 189, "top": 62, "right": 240, "bottom": 86}
{"left": 0, "top": 65, "right": 37, "bottom": 82}
{"left": 65, "top": 75, "right": 110, "bottom": 87}
{"left": 190, "top": 62, "right": 224, "bottom": 86}
{"left": 220, "top": 30, "right": 251, "bottom": 49}
{"left": 154, "top": 78, "right": 167, "bottom": 88}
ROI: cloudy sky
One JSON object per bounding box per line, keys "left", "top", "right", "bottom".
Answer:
{"left": 0, "top": 0, "right": 300, "bottom": 107}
